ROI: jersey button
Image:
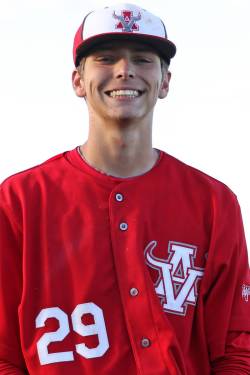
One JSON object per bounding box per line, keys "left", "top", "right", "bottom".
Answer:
{"left": 130, "top": 287, "right": 139, "bottom": 297}
{"left": 119, "top": 222, "right": 128, "bottom": 231}
{"left": 141, "top": 338, "right": 151, "bottom": 348}
{"left": 115, "top": 193, "right": 124, "bottom": 202}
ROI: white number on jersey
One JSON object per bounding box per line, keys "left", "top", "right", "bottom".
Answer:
{"left": 36, "top": 307, "right": 73, "bottom": 365}
{"left": 35, "top": 302, "right": 109, "bottom": 365}
{"left": 72, "top": 303, "right": 109, "bottom": 359}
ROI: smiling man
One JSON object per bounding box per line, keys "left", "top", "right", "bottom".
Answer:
{"left": 72, "top": 40, "right": 170, "bottom": 178}
{"left": 0, "top": 3, "right": 250, "bottom": 375}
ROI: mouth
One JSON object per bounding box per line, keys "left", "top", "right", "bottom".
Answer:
{"left": 105, "top": 89, "right": 143, "bottom": 98}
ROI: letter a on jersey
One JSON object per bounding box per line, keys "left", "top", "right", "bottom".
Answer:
{"left": 145, "top": 241, "right": 204, "bottom": 316}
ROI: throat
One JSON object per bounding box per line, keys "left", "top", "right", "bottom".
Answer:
{"left": 82, "top": 121, "right": 157, "bottom": 177}
{"left": 78, "top": 143, "right": 159, "bottom": 178}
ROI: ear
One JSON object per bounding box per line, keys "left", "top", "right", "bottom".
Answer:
{"left": 72, "top": 69, "right": 86, "bottom": 98}
{"left": 158, "top": 71, "right": 171, "bottom": 99}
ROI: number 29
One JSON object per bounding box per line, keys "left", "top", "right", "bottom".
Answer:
{"left": 36, "top": 302, "right": 109, "bottom": 365}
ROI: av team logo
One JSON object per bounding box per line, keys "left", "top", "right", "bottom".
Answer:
{"left": 242, "top": 284, "right": 250, "bottom": 302}
{"left": 113, "top": 10, "right": 141, "bottom": 32}
{"left": 145, "top": 241, "right": 204, "bottom": 316}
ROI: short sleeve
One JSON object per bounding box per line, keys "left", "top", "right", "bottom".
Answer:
{"left": 203, "top": 191, "right": 250, "bottom": 361}
{"left": 0, "top": 186, "right": 27, "bottom": 372}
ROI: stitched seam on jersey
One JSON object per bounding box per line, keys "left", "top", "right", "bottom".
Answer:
{"left": 108, "top": 193, "right": 144, "bottom": 375}
{"left": 66, "top": 147, "right": 164, "bottom": 184}
{"left": 0, "top": 153, "right": 65, "bottom": 186}
{"left": 162, "top": 151, "right": 237, "bottom": 196}
{"left": 143, "top": 266, "right": 172, "bottom": 374}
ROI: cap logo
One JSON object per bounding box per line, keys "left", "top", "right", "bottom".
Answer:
{"left": 113, "top": 10, "right": 141, "bottom": 32}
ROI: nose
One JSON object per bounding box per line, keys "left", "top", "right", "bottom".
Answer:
{"left": 114, "top": 58, "right": 135, "bottom": 79}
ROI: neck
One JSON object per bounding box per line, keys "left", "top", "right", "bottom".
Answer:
{"left": 80, "top": 118, "right": 158, "bottom": 178}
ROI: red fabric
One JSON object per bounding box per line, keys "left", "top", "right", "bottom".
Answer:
{"left": 0, "top": 361, "right": 27, "bottom": 374}
{"left": 211, "top": 332, "right": 250, "bottom": 374}
{"left": 0, "top": 148, "right": 250, "bottom": 374}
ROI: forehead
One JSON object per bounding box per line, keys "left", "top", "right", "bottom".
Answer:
{"left": 87, "top": 40, "right": 160, "bottom": 56}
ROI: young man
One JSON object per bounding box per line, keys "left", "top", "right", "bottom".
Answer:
{"left": 0, "top": 3, "right": 249, "bottom": 374}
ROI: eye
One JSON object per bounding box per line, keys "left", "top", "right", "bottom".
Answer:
{"left": 133, "top": 56, "right": 153, "bottom": 64}
{"left": 94, "top": 55, "right": 115, "bottom": 64}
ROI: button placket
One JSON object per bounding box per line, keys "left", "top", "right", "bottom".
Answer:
{"left": 115, "top": 193, "right": 124, "bottom": 202}
{"left": 110, "top": 187, "right": 160, "bottom": 369}
{"left": 119, "top": 222, "right": 128, "bottom": 231}
{"left": 130, "top": 287, "right": 139, "bottom": 297}
{"left": 141, "top": 338, "right": 151, "bottom": 348}
{"left": 115, "top": 192, "right": 128, "bottom": 231}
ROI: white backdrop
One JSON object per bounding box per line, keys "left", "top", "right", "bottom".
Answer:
{"left": 0, "top": 0, "right": 249, "bottom": 254}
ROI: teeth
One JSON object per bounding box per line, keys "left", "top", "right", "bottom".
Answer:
{"left": 109, "top": 90, "right": 140, "bottom": 98}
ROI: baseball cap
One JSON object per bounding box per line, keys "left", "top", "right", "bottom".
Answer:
{"left": 73, "top": 3, "right": 176, "bottom": 67}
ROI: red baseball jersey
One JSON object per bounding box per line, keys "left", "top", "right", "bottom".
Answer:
{"left": 0, "top": 148, "right": 250, "bottom": 374}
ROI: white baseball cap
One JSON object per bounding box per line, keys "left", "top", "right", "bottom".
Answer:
{"left": 73, "top": 3, "right": 176, "bottom": 67}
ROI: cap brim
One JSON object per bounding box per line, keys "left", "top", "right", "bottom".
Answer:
{"left": 75, "top": 32, "right": 176, "bottom": 66}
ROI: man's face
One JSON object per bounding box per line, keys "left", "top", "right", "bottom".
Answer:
{"left": 72, "top": 40, "right": 171, "bottom": 125}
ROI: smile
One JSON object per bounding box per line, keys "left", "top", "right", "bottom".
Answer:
{"left": 105, "top": 90, "right": 142, "bottom": 98}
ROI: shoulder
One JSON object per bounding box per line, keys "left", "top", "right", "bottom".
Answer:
{"left": 2, "top": 152, "right": 64, "bottom": 182}
{"left": 160, "top": 151, "right": 238, "bottom": 208}
{"left": 0, "top": 152, "right": 67, "bottom": 203}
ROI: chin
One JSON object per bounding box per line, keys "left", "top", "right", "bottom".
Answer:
{"left": 108, "top": 109, "right": 145, "bottom": 123}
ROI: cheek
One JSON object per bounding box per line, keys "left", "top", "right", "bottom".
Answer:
{"left": 84, "top": 74, "right": 107, "bottom": 98}
{"left": 149, "top": 69, "right": 163, "bottom": 93}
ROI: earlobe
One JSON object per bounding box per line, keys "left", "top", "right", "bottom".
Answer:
{"left": 72, "top": 69, "right": 86, "bottom": 98}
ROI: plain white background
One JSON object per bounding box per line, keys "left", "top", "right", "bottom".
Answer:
{"left": 0, "top": 0, "right": 249, "bottom": 254}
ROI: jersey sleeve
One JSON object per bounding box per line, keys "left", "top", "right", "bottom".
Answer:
{"left": 0, "top": 186, "right": 27, "bottom": 373}
{"left": 229, "top": 204, "right": 250, "bottom": 331}
{"left": 211, "top": 332, "right": 250, "bottom": 374}
{"left": 203, "top": 191, "right": 250, "bottom": 364}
